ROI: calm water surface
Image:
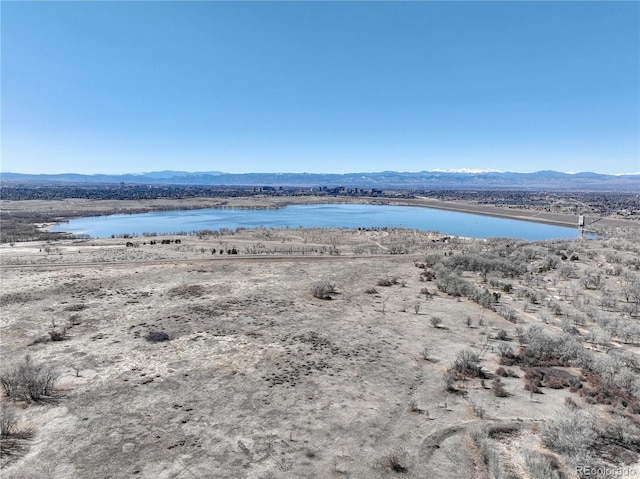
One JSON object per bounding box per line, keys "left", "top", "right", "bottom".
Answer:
{"left": 50, "top": 204, "right": 580, "bottom": 241}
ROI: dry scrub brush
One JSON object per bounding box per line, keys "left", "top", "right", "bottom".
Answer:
{"left": 145, "top": 331, "right": 170, "bottom": 343}
{"left": 310, "top": 281, "right": 336, "bottom": 299}
{"left": 0, "top": 408, "right": 18, "bottom": 439}
{"left": 376, "top": 277, "right": 399, "bottom": 287}
{"left": 451, "top": 349, "right": 485, "bottom": 379}
{"left": 542, "top": 409, "right": 640, "bottom": 472}
{"left": 0, "top": 406, "right": 33, "bottom": 461}
{"left": 0, "top": 355, "right": 57, "bottom": 403}
{"left": 381, "top": 451, "right": 408, "bottom": 473}
{"left": 469, "top": 426, "right": 506, "bottom": 478}
{"left": 470, "top": 424, "right": 566, "bottom": 479}
{"left": 523, "top": 449, "right": 564, "bottom": 479}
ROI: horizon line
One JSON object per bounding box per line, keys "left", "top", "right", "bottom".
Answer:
{"left": 2, "top": 169, "right": 639, "bottom": 177}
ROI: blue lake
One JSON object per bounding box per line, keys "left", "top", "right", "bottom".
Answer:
{"left": 49, "top": 204, "right": 581, "bottom": 241}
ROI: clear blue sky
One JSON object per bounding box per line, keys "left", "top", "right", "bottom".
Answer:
{"left": 2, "top": 1, "right": 639, "bottom": 175}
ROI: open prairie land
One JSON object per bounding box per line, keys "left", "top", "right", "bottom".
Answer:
{"left": 1, "top": 200, "right": 640, "bottom": 478}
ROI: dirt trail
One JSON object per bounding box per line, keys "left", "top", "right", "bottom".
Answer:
{"left": 0, "top": 253, "right": 400, "bottom": 270}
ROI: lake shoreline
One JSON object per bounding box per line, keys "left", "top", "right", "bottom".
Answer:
{"left": 3, "top": 195, "right": 637, "bottom": 242}
{"left": 47, "top": 200, "right": 583, "bottom": 240}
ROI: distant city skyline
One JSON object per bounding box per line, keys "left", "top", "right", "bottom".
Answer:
{"left": 2, "top": 2, "right": 638, "bottom": 175}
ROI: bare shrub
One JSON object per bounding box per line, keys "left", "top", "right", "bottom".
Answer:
{"left": 494, "top": 329, "right": 509, "bottom": 341}
{"left": 48, "top": 327, "right": 67, "bottom": 342}
{"left": 545, "top": 377, "right": 568, "bottom": 389}
{"left": 364, "top": 287, "right": 378, "bottom": 294}
{"left": 524, "top": 449, "right": 565, "bottom": 479}
{"left": 492, "top": 378, "right": 508, "bottom": 397}
{"left": 443, "top": 373, "right": 457, "bottom": 393}
{"left": 0, "top": 408, "right": 18, "bottom": 438}
{"left": 0, "top": 355, "right": 57, "bottom": 402}
{"left": 420, "top": 269, "right": 435, "bottom": 281}
{"left": 539, "top": 368, "right": 579, "bottom": 390}
{"left": 580, "top": 270, "right": 602, "bottom": 290}
{"left": 603, "top": 414, "right": 640, "bottom": 447}
{"left": 486, "top": 423, "right": 521, "bottom": 439}
{"left": 541, "top": 410, "right": 597, "bottom": 457}
{"left": 496, "top": 342, "right": 514, "bottom": 360}
{"left": 524, "top": 367, "right": 544, "bottom": 391}
{"left": 0, "top": 407, "right": 33, "bottom": 461}
{"left": 564, "top": 397, "right": 580, "bottom": 410}
{"left": 517, "top": 328, "right": 583, "bottom": 367}
{"left": 469, "top": 427, "right": 504, "bottom": 479}
{"left": 525, "top": 381, "right": 542, "bottom": 394}
{"left": 377, "top": 277, "right": 398, "bottom": 287}
{"left": 0, "top": 406, "right": 33, "bottom": 461}
{"left": 429, "top": 316, "right": 442, "bottom": 328}
{"left": 495, "top": 367, "right": 508, "bottom": 377}
{"left": 420, "top": 346, "right": 430, "bottom": 361}
{"left": 311, "top": 281, "right": 336, "bottom": 299}
{"left": 578, "top": 370, "right": 640, "bottom": 413}
{"left": 145, "top": 331, "right": 170, "bottom": 343}
{"left": 498, "top": 306, "right": 519, "bottom": 323}
{"left": 494, "top": 367, "right": 518, "bottom": 378}
{"left": 382, "top": 453, "right": 408, "bottom": 473}
{"left": 469, "top": 399, "right": 487, "bottom": 419}
{"left": 451, "top": 349, "right": 484, "bottom": 378}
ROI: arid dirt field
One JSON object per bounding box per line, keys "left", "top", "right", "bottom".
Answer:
{"left": 1, "top": 200, "right": 640, "bottom": 478}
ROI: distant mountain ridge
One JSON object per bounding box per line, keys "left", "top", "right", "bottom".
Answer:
{"left": 1, "top": 170, "right": 638, "bottom": 192}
